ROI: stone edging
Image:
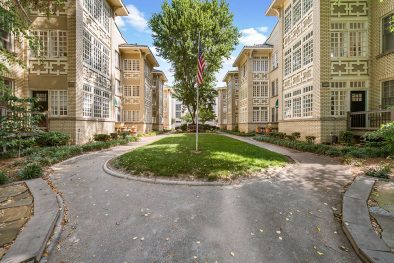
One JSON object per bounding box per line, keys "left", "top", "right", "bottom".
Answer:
{"left": 1, "top": 179, "right": 63, "bottom": 263}
{"left": 103, "top": 159, "right": 230, "bottom": 187}
{"left": 342, "top": 176, "right": 394, "bottom": 263}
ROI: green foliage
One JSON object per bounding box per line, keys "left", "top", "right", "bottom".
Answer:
{"left": 94, "top": 134, "right": 111, "bottom": 142}
{"left": 339, "top": 131, "right": 353, "bottom": 145}
{"left": 19, "top": 162, "right": 43, "bottom": 180}
{"left": 364, "top": 122, "right": 394, "bottom": 153}
{"left": 110, "top": 133, "right": 119, "bottom": 140}
{"left": 291, "top": 132, "right": 301, "bottom": 140}
{"left": 365, "top": 163, "right": 391, "bottom": 179}
{"left": 199, "top": 106, "right": 216, "bottom": 124}
{"left": 149, "top": 0, "right": 239, "bottom": 123}
{"left": 35, "top": 131, "right": 70, "bottom": 147}
{"left": 254, "top": 135, "right": 390, "bottom": 158}
{"left": 0, "top": 171, "right": 8, "bottom": 185}
{"left": 305, "top": 136, "right": 316, "bottom": 144}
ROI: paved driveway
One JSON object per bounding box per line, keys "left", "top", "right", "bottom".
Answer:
{"left": 48, "top": 135, "right": 360, "bottom": 263}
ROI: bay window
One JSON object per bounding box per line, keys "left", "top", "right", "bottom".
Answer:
{"left": 382, "top": 13, "right": 394, "bottom": 53}
{"left": 32, "top": 30, "right": 67, "bottom": 58}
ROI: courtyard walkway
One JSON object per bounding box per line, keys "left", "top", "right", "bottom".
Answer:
{"left": 47, "top": 134, "right": 360, "bottom": 262}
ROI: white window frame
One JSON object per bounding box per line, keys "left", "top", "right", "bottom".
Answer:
{"left": 49, "top": 90, "right": 68, "bottom": 116}
{"left": 32, "top": 30, "right": 67, "bottom": 58}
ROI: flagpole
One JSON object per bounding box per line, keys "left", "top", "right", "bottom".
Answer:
{"left": 196, "top": 32, "right": 200, "bottom": 152}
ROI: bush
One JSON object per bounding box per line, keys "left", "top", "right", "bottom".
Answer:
{"left": 286, "top": 135, "right": 296, "bottom": 141}
{"left": 110, "top": 133, "right": 119, "bottom": 140}
{"left": 364, "top": 122, "right": 394, "bottom": 154}
{"left": 0, "top": 171, "right": 8, "bottom": 185}
{"left": 94, "top": 134, "right": 111, "bottom": 142}
{"left": 291, "top": 132, "right": 301, "bottom": 140}
{"left": 366, "top": 163, "right": 391, "bottom": 179}
{"left": 127, "top": 136, "right": 140, "bottom": 142}
{"left": 305, "top": 136, "right": 316, "bottom": 144}
{"left": 36, "top": 131, "right": 70, "bottom": 147}
{"left": 19, "top": 162, "right": 43, "bottom": 180}
{"left": 339, "top": 131, "right": 353, "bottom": 145}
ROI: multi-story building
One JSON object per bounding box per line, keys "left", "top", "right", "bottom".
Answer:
{"left": 118, "top": 44, "right": 159, "bottom": 134}
{"left": 172, "top": 99, "right": 186, "bottom": 127}
{"left": 217, "top": 87, "right": 228, "bottom": 129}
{"left": 222, "top": 71, "right": 239, "bottom": 131}
{"left": 232, "top": 45, "right": 272, "bottom": 133}
{"left": 152, "top": 70, "right": 167, "bottom": 131}
{"left": 1, "top": 1, "right": 168, "bottom": 144}
{"left": 162, "top": 86, "right": 173, "bottom": 130}
{"left": 221, "top": 0, "right": 393, "bottom": 142}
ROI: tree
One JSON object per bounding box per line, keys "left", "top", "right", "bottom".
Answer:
{"left": 199, "top": 105, "right": 216, "bottom": 125}
{"left": 181, "top": 113, "right": 193, "bottom": 124}
{"left": 149, "top": 0, "right": 239, "bottom": 124}
{"left": 0, "top": 0, "right": 66, "bottom": 155}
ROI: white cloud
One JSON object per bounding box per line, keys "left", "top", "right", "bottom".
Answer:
{"left": 239, "top": 27, "right": 268, "bottom": 46}
{"left": 116, "top": 4, "right": 149, "bottom": 32}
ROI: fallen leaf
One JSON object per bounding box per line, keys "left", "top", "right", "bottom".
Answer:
{"left": 251, "top": 232, "right": 255, "bottom": 236}
{"left": 140, "top": 237, "right": 144, "bottom": 241}
{"left": 279, "top": 236, "right": 282, "bottom": 240}
{"left": 230, "top": 252, "right": 235, "bottom": 257}
{"left": 286, "top": 218, "right": 289, "bottom": 221}
{"left": 339, "top": 245, "right": 349, "bottom": 252}
{"left": 259, "top": 229, "right": 264, "bottom": 233}
{"left": 193, "top": 256, "right": 197, "bottom": 259}
{"left": 196, "top": 241, "right": 201, "bottom": 244}
{"left": 133, "top": 237, "right": 138, "bottom": 240}
{"left": 317, "top": 251, "right": 324, "bottom": 256}
{"left": 276, "top": 230, "right": 281, "bottom": 234}
{"left": 332, "top": 207, "right": 337, "bottom": 211}
{"left": 324, "top": 203, "right": 328, "bottom": 206}
{"left": 317, "top": 227, "right": 321, "bottom": 232}
{"left": 166, "top": 238, "right": 170, "bottom": 241}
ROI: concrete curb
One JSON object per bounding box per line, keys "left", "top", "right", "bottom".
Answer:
{"left": 1, "top": 179, "right": 62, "bottom": 263}
{"left": 39, "top": 195, "right": 65, "bottom": 263}
{"left": 103, "top": 159, "right": 230, "bottom": 187}
{"left": 342, "top": 176, "right": 394, "bottom": 263}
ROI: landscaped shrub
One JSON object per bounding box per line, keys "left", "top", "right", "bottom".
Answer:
{"left": 286, "top": 135, "right": 296, "bottom": 141}
{"left": 339, "top": 131, "right": 353, "bottom": 145}
{"left": 110, "top": 133, "right": 119, "bottom": 140}
{"left": 253, "top": 135, "right": 390, "bottom": 159}
{"left": 19, "top": 162, "right": 43, "bottom": 180}
{"left": 94, "top": 134, "right": 111, "bottom": 142}
{"left": 365, "top": 163, "right": 391, "bottom": 179}
{"left": 305, "top": 136, "right": 316, "bottom": 144}
{"left": 0, "top": 171, "right": 8, "bottom": 185}
{"left": 364, "top": 122, "right": 394, "bottom": 154}
{"left": 35, "top": 131, "right": 70, "bottom": 147}
{"left": 291, "top": 132, "right": 301, "bottom": 140}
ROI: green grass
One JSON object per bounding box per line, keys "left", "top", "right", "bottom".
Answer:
{"left": 113, "top": 134, "right": 288, "bottom": 180}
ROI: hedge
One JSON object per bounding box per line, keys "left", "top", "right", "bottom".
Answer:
{"left": 253, "top": 136, "right": 391, "bottom": 158}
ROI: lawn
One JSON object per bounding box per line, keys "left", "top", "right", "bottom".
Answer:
{"left": 112, "top": 134, "right": 288, "bottom": 180}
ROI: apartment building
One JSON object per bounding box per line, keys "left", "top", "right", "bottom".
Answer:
{"left": 152, "top": 70, "right": 167, "bottom": 131}
{"left": 1, "top": 1, "right": 168, "bottom": 144}
{"left": 222, "top": 71, "right": 239, "bottom": 131}
{"left": 217, "top": 87, "right": 227, "bottom": 129}
{"left": 221, "top": 0, "right": 393, "bottom": 142}
{"left": 162, "top": 86, "right": 173, "bottom": 130}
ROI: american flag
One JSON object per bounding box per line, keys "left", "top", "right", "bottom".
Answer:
{"left": 197, "top": 40, "right": 206, "bottom": 86}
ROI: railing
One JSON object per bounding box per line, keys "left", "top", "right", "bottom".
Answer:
{"left": 348, "top": 110, "right": 394, "bottom": 130}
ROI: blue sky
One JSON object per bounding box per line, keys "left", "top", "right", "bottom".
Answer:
{"left": 116, "top": 0, "right": 278, "bottom": 86}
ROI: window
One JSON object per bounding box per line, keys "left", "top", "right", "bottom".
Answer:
{"left": 271, "top": 79, "right": 278, "bottom": 97}
{"left": 331, "top": 22, "right": 367, "bottom": 58}
{"left": 132, "top": 86, "right": 140, "bottom": 97}
{"left": 123, "top": 86, "right": 132, "bottom": 97}
{"left": 32, "top": 30, "right": 67, "bottom": 58}
{"left": 382, "top": 13, "right": 394, "bottom": 53}
{"left": 0, "top": 29, "right": 13, "bottom": 51}
{"left": 1, "top": 79, "right": 13, "bottom": 96}
{"left": 284, "top": 49, "right": 292, "bottom": 76}
{"left": 303, "top": 32, "right": 314, "bottom": 65}
{"left": 253, "top": 81, "right": 268, "bottom": 97}
{"left": 271, "top": 107, "right": 278, "bottom": 122}
{"left": 253, "top": 107, "right": 268, "bottom": 123}
{"left": 293, "top": 0, "right": 301, "bottom": 25}
{"left": 330, "top": 90, "right": 346, "bottom": 116}
{"left": 83, "top": 30, "right": 109, "bottom": 76}
{"left": 284, "top": 5, "right": 292, "bottom": 34}
{"left": 50, "top": 91, "right": 68, "bottom": 116}
{"left": 123, "top": 110, "right": 139, "bottom": 122}
{"left": 123, "top": 59, "right": 140, "bottom": 71}
{"left": 382, "top": 80, "right": 394, "bottom": 109}
{"left": 115, "top": 51, "right": 120, "bottom": 69}
{"left": 115, "top": 79, "right": 121, "bottom": 93}
{"left": 83, "top": 84, "right": 110, "bottom": 118}
{"left": 284, "top": 86, "right": 313, "bottom": 119}
{"left": 83, "top": 0, "right": 111, "bottom": 33}
{"left": 253, "top": 57, "right": 269, "bottom": 72}
{"left": 272, "top": 51, "right": 279, "bottom": 70}
{"left": 303, "top": 0, "right": 313, "bottom": 14}
{"left": 292, "top": 42, "right": 302, "bottom": 71}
